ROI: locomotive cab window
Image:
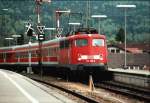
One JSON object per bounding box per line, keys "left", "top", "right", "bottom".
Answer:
{"left": 92, "top": 39, "right": 104, "bottom": 46}
{"left": 75, "top": 39, "right": 88, "bottom": 47}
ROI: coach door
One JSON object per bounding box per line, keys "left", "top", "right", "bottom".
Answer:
{"left": 59, "top": 40, "right": 71, "bottom": 64}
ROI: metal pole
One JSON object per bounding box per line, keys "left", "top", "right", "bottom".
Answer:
{"left": 98, "top": 19, "right": 100, "bottom": 34}
{"left": 3, "top": 14, "right": 6, "bottom": 36}
{"left": 36, "top": 0, "right": 43, "bottom": 78}
{"left": 86, "top": 0, "right": 90, "bottom": 27}
{"left": 9, "top": 39, "right": 10, "bottom": 46}
{"left": 39, "top": 41, "right": 43, "bottom": 78}
{"left": 56, "top": 12, "right": 60, "bottom": 29}
{"left": 86, "top": 1, "right": 88, "bottom": 27}
{"left": 15, "top": 38, "right": 17, "bottom": 45}
{"left": 29, "top": 37, "right": 31, "bottom": 67}
{"left": 91, "top": 15, "right": 107, "bottom": 34}
{"left": 116, "top": 5, "right": 136, "bottom": 68}
{"left": 124, "top": 8, "right": 127, "bottom": 68}
{"left": 0, "top": 15, "right": 1, "bottom": 36}
{"left": 27, "top": 37, "right": 32, "bottom": 74}
{"left": 73, "top": 25, "right": 76, "bottom": 31}
{"left": 37, "top": 2, "right": 40, "bottom": 24}
{"left": 56, "top": 11, "right": 60, "bottom": 36}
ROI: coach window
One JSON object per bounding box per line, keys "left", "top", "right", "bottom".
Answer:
{"left": 35, "top": 50, "right": 39, "bottom": 56}
{"left": 19, "top": 52, "right": 22, "bottom": 58}
{"left": 48, "top": 48, "right": 51, "bottom": 56}
{"left": 75, "top": 39, "right": 88, "bottom": 47}
{"left": 0, "top": 53, "right": 3, "bottom": 59}
{"left": 42, "top": 48, "right": 48, "bottom": 57}
{"left": 60, "top": 40, "right": 70, "bottom": 49}
{"left": 92, "top": 39, "right": 104, "bottom": 46}
{"left": 31, "top": 51, "right": 36, "bottom": 57}
{"left": 6, "top": 53, "right": 12, "bottom": 59}
{"left": 15, "top": 52, "right": 19, "bottom": 58}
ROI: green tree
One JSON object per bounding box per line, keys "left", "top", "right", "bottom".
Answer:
{"left": 107, "top": 36, "right": 117, "bottom": 45}
{"left": 115, "top": 27, "right": 125, "bottom": 43}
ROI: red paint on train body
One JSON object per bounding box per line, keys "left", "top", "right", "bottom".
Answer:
{"left": 0, "top": 28, "right": 108, "bottom": 70}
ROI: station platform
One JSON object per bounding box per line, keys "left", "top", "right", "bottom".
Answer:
{"left": 0, "top": 69, "right": 76, "bottom": 103}
{"left": 108, "top": 68, "right": 150, "bottom": 88}
{"left": 108, "top": 68, "right": 150, "bottom": 76}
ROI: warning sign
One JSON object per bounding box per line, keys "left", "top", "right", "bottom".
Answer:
{"left": 37, "top": 25, "right": 45, "bottom": 34}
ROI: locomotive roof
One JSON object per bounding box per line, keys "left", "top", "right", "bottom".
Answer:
{"left": 75, "top": 28, "right": 98, "bottom": 34}
{"left": 67, "top": 33, "right": 106, "bottom": 40}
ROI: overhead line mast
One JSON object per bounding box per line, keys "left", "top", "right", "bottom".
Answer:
{"left": 55, "top": 9, "right": 70, "bottom": 38}
{"left": 86, "top": 0, "right": 91, "bottom": 28}
{"left": 35, "top": 0, "right": 51, "bottom": 77}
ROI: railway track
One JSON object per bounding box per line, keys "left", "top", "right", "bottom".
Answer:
{"left": 24, "top": 73, "right": 149, "bottom": 103}
{"left": 95, "top": 81, "right": 150, "bottom": 102}
{"left": 33, "top": 78, "right": 100, "bottom": 103}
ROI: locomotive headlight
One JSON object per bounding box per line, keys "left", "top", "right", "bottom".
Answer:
{"left": 93, "top": 55, "right": 100, "bottom": 59}
{"left": 100, "top": 58, "right": 103, "bottom": 60}
{"left": 93, "top": 55, "right": 103, "bottom": 60}
{"left": 100, "top": 54, "right": 103, "bottom": 60}
{"left": 78, "top": 58, "right": 81, "bottom": 61}
{"left": 78, "top": 54, "right": 81, "bottom": 61}
{"left": 88, "top": 34, "right": 92, "bottom": 37}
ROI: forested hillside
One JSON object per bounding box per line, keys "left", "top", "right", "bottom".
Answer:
{"left": 0, "top": 0, "right": 149, "bottom": 46}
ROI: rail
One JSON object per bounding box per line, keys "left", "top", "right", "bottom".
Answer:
{"left": 95, "top": 81, "right": 150, "bottom": 102}
{"left": 33, "top": 78, "right": 100, "bottom": 103}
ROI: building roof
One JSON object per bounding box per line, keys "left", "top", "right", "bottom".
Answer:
{"left": 108, "top": 43, "right": 150, "bottom": 54}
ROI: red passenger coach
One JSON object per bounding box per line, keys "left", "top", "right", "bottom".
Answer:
{"left": 0, "top": 28, "right": 108, "bottom": 71}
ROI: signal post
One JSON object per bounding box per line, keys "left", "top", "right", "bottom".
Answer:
{"left": 26, "top": 20, "right": 33, "bottom": 74}
{"left": 35, "top": 0, "right": 47, "bottom": 77}
{"left": 37, "top": 25, "right": 45, "bottom": 78}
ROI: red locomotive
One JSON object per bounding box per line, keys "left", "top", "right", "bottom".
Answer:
{"left": 0, "top": 28, "right": 108, "bottom": 72}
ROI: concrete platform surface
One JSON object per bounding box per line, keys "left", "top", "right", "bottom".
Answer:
{"left": 0, "top": 69, "right": 76, "bottom": 103}
{"left": 108, "top": 68, "right": 150, "bottom": 76}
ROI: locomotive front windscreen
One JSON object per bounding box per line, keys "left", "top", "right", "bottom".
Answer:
{"left": 75, "top": 39, "right": 88, "bottom": 47}
{"left": 92, "top": 39, "right": 104, "bottom": 46}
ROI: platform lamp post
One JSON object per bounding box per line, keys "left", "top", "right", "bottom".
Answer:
{"left": 44, "top": 28, "right": 56, "bottom": 39}
{"left": 12, "top": 34, "right": 21, "bottom": 45}
{"left": 2, "top": 8, "right": 8, "bottom": 11}
{"left": 55, "top": 10, "right": 70, "bottom": 37}
{"left": 2, "top": 9, "right": 8, "bottom": 34}
{"left": 5, "top": 37, "right": 14, "bottom": 46}
{"left": 91, "top": 15, "right": 107, "bottom": 34}
{"left": 116, "top": 5, "right": 136, "bottom": 69}
{"left": 2, "top": 9, "right": 9, "bottom": 46}
{"left": 68, "top": 22, "right": 81, "bottom": 31}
